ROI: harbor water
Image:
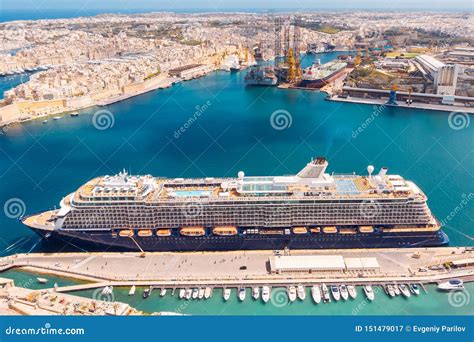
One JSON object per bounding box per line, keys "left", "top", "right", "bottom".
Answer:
{"left": 0, "top": 51, "right": 473, "bottom": 314}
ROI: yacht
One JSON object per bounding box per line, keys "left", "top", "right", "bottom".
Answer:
{"left": 179, "top": 288, "right": 185, "bottom": 299}
{"left": 409, "top": 284, "right": 420, "bottom": 295}
{"left": 339, "top": 285, "right": 349, "bottom": 300}
{"left": 288, "top": 286, "right": 297, "bottom": 302}
{"left": 160, "top": 288, "right": 167, "bottom": 297}
{"left": 321, "top": 284, "right": 331, "bottom": 303}
{"left": 385, "top": 285, "right": 395, "bottom": 297}
{"left": 437, "top": 279, "right": 464, "bottom": 291}
{"left": 311, "top": 285, "right": 321, "bottom": 304}
{"left": 198, "top": 287, "right": 205, "bottom": 299}
{"left": 297, "top": 285, "right": 306, "bottom": 300}
{"left": 142, "top": 287, "right": 151, "bottom": 299}
{"left": 347, "top": 285, "right": 357, "bottom": 299}
{"left": 223, "top": 288, "right": 232, "bottom": 301}
{"left": 204, "top": 287, "right": 212, "bottom": 299}
{"left": 393, "top": 284, "right": 401, "bottom": 296}
{"left": 238, "top": 287, "right": 246, "bottom": 301}
{"left": 36, "top": 277, "right": 48, "bottom": 284}
{"left": 330, "top": 285, "right": 340, "bottom": 301}
{"left": 363, "top": 285, "right": 375, "bottom": 301}
{"left": 128, "top": 285, "right": 136, "bottom": 296}
{"left": 262, "top": 286, "right": 270, "bottom": 303}
{"left": 252, "top": 286, "right": 260, "bottom": 300}
{"left": 192, "top": 288, "right": 199, "bottom": 299}
{"left": 185, "top": 288, "right": 192, "bottom": 300}
{"left": 399, "top": 284, "right": 411, "bottom": 298}
{"left": 102, "top": 286, "right": 113, "bottom": 295}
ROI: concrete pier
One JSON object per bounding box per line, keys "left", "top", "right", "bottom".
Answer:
{"left": 1, "top": 247, "right": 473, "bottom": 290}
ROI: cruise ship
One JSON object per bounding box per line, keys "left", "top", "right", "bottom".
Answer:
{"left": 22, "top": 157, "right": 448, "bottom": 251}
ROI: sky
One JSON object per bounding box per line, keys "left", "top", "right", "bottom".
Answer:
{"left": 0, "top": 0, "right": 472, "bottom": 11}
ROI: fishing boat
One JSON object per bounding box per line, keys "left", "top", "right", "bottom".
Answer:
{"left": 192, "top": 288, "right": 199, "bottom": 299}
{"left": 179, "top": 289, "right": 185, "bottom": 299}
{"left": 409, "top": 284, "right": 420, "bottom": 295}
{"left": 185, "top": 288, "right": 192, "bottom": 300}
{"left": 142, "top": 287, "right": 151, "bottom": 299}
{"left": 399, "top": 284, "right": 411, "bottom": 298}
{"left": 363, "top": 285, "right": 375, "bottom": 301}
{"left": 288, "top": 286, "right": 297, "bottom": 302}
{"left": 36, "top": 277, "right": 48, "bottom": 284}
{"left": 262, "top": 286, "right": 270, "bottom": 303}
{"left": 128, "top": 285, "right": 136, "bottom": 296}
{"left": 160, "top": 288, "right": 167, "bottom": 297}
{"left": 311, "top": 285, "right": 321, "bottom": 304}
{"left": 204, "top": 287, "right": 212, "bottom": 299}
{"left": 252, "top": 286, "right": 260, "bottom": 300}
{"left": 339, "top": 285, "right": 349, "bottom": 301}
{"left": 198, "top": 287, "right": 205, "bottom": 299}
{"left": 321, "top": 283, "right": 331, "bottom": 303}
{"left": 238, "top": 287, "right": 246, "bottom": 301}
{"left": 297, "top": 285, "right": 306, "bottom": 300}
{"left": 438, "top": 279, "right": 464, "bottom": 291}
{"left": 347, "top": 285, "right": 357, "bottom": 299}
{"left": 330, "top": 285, "right": 340, "bottom": 301}
{"left": 223, "top": 288, "right": 231, "bottom": 301}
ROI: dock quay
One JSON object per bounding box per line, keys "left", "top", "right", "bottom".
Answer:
{"left": 1, "top": 247, "right": 473, "bottom": 290}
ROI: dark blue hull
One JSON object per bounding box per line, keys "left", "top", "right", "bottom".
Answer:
{"left": 32, "top": 228, "right": 449, "bottom": 252}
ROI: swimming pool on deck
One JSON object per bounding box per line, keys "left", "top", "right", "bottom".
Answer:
{"left": 170, "top": 190, "right": 212, "bottom": 197}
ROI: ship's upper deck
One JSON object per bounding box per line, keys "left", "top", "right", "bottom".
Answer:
{"left": 70, "top": 158, "right": 426, "bottom": 205}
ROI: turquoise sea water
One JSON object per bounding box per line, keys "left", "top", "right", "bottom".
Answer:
{"left": 0, "top": 51, "right": 473, "bottom": 315}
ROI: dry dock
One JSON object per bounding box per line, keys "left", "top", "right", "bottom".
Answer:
{"left": 1, "top": 247, "right": 473, "bottom": 291}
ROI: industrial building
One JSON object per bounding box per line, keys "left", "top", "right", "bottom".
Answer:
{"left": 415, "top": 54, "right": 459, "bottom": 95}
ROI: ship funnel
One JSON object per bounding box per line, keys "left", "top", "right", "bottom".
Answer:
{"left": 378, "top": 167, "right": 388, "bottom": 177}
{"left": 367, "top": 165, "right": 374, "bottom": 179}
{"left": 297, "top": 157, "right": 328, "bottom": 179}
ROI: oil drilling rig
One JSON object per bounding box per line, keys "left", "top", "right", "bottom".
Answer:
{"left": 274, "top": 15, "right": 303, "bottom": 84}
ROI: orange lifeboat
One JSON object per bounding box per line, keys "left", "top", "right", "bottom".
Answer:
{"left": 310, "top": 227, "right": 321, "bottom": 234}
{"left": 137, "top": 229, "right": 152, "bottom": 237}
{"left": 323, "top": 226, "right": 337, "bottom": 234}
{"left": 180, "top": 227, "right": 206, "bottom": 237}
{"left": 339, "top": 228, "right": 356, "bottom": 234}
{"left": 359, "top": 226, "right": 374, "bottom": 233}
{"left": 119, "top": 229, "right": 134, "bottom": 237}
{"left": 292, "top": 227, "right": 308, "bottom": 234}
{"left": 156, "top": 229, "right": 172, "bottom": 237}
{"left": 213, "top": 226, "right": 238, "bottom": 236}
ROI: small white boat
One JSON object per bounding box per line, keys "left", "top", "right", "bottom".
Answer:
{"left": 36, "top": 277, "right": 48, "bottom": 284}
{"left": 399, "top": 284, "right": 411, "bottom": 298}
{"left": 347, "top": 285, "right": 357, "bottom": 299}
{"left": 238, "top": 287, "right": 246, "bottom": 301}
{"left": 339, "top": 285, "right": 349, "bottom": 301}
{"left": 53, "top": 116, "right": 61, "bottom": 120}
{"left": 363, "top": 285, "right": 375, "bottom": 301}
{"left": 160, "top": 288, "right": 167, "bottom": 297}
{"left": 252, "top": 286, "right": 260, "bottom": 300}
{"left": 102, "top": 286, "right": 113, "bottom": 295}
{"left": 409, "top": 284, "right": 420, "bottom": 295}
{"left": 330, "top": 285, "right": 340, "bottom": 301}
{"left": 288, "top": 286, "right": 297, "bottom": 302}
{"left": 179, "top": 289, "right": 185, "bottom": 299}
{"left": 311, "top": 285, "right": 321, "bottom": 304}
{"left": 297, "top": 285, "right": 306, "bottom": 300}
{"left": 223, "top": 288, "right": 231, "bottom": 301}
{"left": 385, "top": 285, "right": 395, "bottom": 297}
{"left": 438, "top": 279, "right": 464, "bottom": 291}
{"left": 42, "top": 119, "right": 48, "bottom": 124}
{"left": 393, "top": 284, "right": 401, "bottom": 296}
{"left": 185, "top": 288, "right": 192, "bottom": 300}
{"left": 321, "top": 283, "right": 331, "bottom": 303}
{"left": 204, "top": 287, "right": 212, "bottom": 299}
{"left": 262, "top": 286, "right": 270, "bottom": 303}
{"left": 192, "top": 288, "right": 199, "bottom": 299}
{"left": 70, "top": 112, "right": 79, "bottom": 117}
{"left": 128, "top": 285, "right": 136, "bottom": 296}
{"left": 198, "top": 287, "right": 205, "bottom": 299}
